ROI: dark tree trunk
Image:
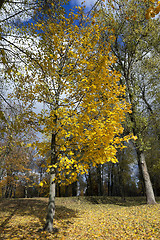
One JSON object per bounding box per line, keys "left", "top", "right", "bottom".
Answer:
{"left": 2, "top": 186, "right": 5, "bottom": 198}
{"left": 57, "top": 184, "right": 61, "bottom": 197}
{"left": 97, "top": 164, "right": 103, "bottom": 196}
{"left": 107, "top": 163, "right": 114, "bottom": 196}
{"left": 110, "top": 164, "right": 114, "bottom": 196}
{"left": 9, "top": 185, "right": 13, "bottom": 198}
{"left": 118, "top": 163, "right": 125, "bottom": 201}
{"left": 72, "top": 181, "right": 77, "bottom": 196}
{"left": 5, "top": 184, "right": 10, "bottom": 198}
{"left": 13, "top": 186, "right": 16, "bottom": 198}
{"left": 107, "top": 166, "right": 111, "bottom": 196}
{"left": 85, "top": 173, "right": 89, "bottom": 196}
{"left": 86, "top": 168, "right": 93, "bottom": 196}
{"left": 65, "top": 185, "right": 69, "bottom": 197}
{"left": 89, "top": 168, "right": 94, "bottom": 196}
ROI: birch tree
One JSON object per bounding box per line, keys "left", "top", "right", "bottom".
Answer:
{"left": 98, "top": 0, "right": 160, "bottom": 204}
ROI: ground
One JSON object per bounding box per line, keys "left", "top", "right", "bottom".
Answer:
{"left": 0, "top": 196, "right": 160, "bottom": 239}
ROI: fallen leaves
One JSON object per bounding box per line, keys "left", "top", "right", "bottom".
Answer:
{"left": 0, "top": 197, "right": 160, "bottom": 239}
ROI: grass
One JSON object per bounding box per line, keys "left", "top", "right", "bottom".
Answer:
{"left": 0, "top": 196, "right": 160, "bottom": 239}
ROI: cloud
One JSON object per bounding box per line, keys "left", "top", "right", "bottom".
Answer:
{"left": 0, "top": 0, "right": 35, "bottom": 24}
{"left": 71, "top": 0, "right": 97, "bottom": 9}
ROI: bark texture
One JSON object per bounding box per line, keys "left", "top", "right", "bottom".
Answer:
{"left": 44, "top": 128, "right": 57, "bottom": 232}
{"left": 97, "top": 164, "right": 103, "bottom": 196}
{"left": 138, "top": 151, "right": 157, "bottom": 205}
{"left": 43, "top": 168, "right": 56, "bottom": 232}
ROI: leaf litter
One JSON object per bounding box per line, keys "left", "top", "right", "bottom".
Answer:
{"left": 0, "top": 197, "right": 160, "bottom": 239}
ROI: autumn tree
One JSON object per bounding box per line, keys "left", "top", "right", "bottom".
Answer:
{"left": 11, "top": 2, "right": 136, "bottom": 231}
{"left": 0, "top": 0, "right": 65, "bottom": 111}
{"left": 0, "top": 103, "right": 37, "bottom": 198}
{"left": 96, "top": 0, "right": 160, "bottom": 204}
{"left": 139, "top": 55, "right": 160, "bottom": 196}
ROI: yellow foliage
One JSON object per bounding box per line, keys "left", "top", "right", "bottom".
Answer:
{"left": 14, "top": 5, "right": 136, "bottom": 185}
{"left": 39, "top": 182, "right": 43, "bottom": 187}
{"left": 145, "top": 1, "right": 160, "bottom": 19}
{"left": 26, "top": 143, "right": 32, "bottom": 148}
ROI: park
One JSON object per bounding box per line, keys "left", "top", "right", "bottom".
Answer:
{"left": 0, "top": 196, "right": 160, "bottom": 239}
{"left": 0, "top": 0, "right": 160, "bottom": 239}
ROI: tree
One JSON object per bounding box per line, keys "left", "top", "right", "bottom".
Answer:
{"left": 0, "top": 0, "right": 34, "bottom": 112}
{"left": 12, "top": 4, "right": 135, "bottom": 231}
{"left": 98, "top": 0, "right": 159, "bottom": 204}
{"left": 0, "top": 94, "right": 38, "bottom": 197}
{"left": 0, "top": 0, "right": 65, "bottom": 111}
{"left": 0, "top": 117, "right": 33, "bottom": 198}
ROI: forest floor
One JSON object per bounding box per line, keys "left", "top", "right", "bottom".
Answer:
{"left": 0, "top": 196, "right": 160, "bottom": 239}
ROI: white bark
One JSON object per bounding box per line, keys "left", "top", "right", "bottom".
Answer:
{"left": 43, "top": 168, "right": 56, "bottom": 232}
{"left": 139, "top": 152, "right": 156, "bottom": 205}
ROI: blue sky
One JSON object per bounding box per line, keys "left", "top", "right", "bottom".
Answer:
{"left": 65, "top": 0, "right": 97, "bottom": 12}
{"left": 70, "top": 0, "right": 97, "bottom": 7}
{"left": 21, "top": 0, "right": 97, "bottom": 27}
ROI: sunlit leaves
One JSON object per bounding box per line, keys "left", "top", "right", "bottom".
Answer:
{"left": 12, "top": 4, "right": 136, "bottom": 186}
{"left": 145, "top": 1, "right": 160, "bottom": 19}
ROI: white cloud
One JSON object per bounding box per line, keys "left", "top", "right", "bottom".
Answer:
{"left": 71, "top": 0, "right": 97, "bottom": 9}
{"left": 0, "top": 0, "right": 34, "bottom": 23}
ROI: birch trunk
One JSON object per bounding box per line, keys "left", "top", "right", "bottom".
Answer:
{"left": 137, "top": 151, "right": 157, "bottom": 205}
{"left": 44, "top": 124, "right": 57, "bottom": 231}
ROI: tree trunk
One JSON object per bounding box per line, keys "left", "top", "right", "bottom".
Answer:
{"left": 127, "top": 85, "right": 156, "bottom": 204}
{"left": 107, "top": 165, "right": 111, "bottom": 196}
{"left": 5, "top": 184, "right": 9, "bottom": 198}
{"left": 110, "top": 164, "right": 114, "bottom": 196}
{"left": 12, "top": 182, "right": 15, "bottom": 198}
{"left": 88, "top": 168, "right": 93, "bottom": 196}
{"left": 44, "top": 126, "right": 57, "bottom": 232}
{"left": 24, "top": 186, "right": 28, "bottom": 198}
{"left": 137, "top": 150, "right": 157, "bottom": 204}
{"left": 65, "top": 185, "right": 69, "bottom": 197}
{"left": 57, "top": 184, "right": 61, "bottom": 197}
{"left": 86, "top": 168, "right": 93, "bottom": 196}
{"left": 2, "top": 186, "right": 5, "bottom": 198}
{"left": 43, "top": 167, "right": 56, "bottom": 232}
{"left": 97, "top": 164, "right": 103, "bottom": 196}
{"left": 137, "top": 155, "right": 145, "bottom": 196}
{"left": 72, "top": 181, "right": 77, "bottom": 196}
{"left": 118, "top": 163, "right": 125, "bottom": 201}
{"left": 9, "top": 184, "right": 13, "bottom": 198}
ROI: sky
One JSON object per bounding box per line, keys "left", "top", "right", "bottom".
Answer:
{"left": 65, "top": 0, "right": 97, "bottom": 12}
{"left": 70, "top": 0, "right": 97, "bottom": 8}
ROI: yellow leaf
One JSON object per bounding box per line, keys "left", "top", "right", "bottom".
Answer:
{"left": 39, "top": 182, "right": 43, "bottom": 187}
{"left": 26, "top": 143, "right": 32, "bottom": 147}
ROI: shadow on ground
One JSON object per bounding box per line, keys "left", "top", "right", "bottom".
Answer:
{"left": 0, "top": 198, "right": 78, "bottom": 239}
{"left": 83, "top": 196, "right": 160, "bottom": 206}
{"left": 0, "top": 200, "right": 20, "bottom": 229}
{"left": 17, "top": 198, "right": 77, "bottom": 223}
